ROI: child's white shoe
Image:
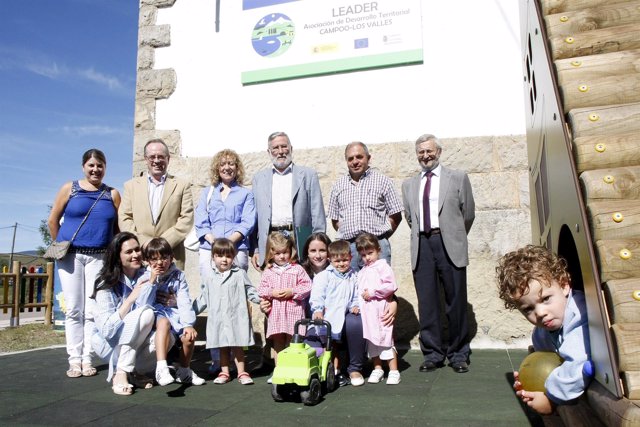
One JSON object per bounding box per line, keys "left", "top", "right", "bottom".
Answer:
{"left": 368, "top": 368, "right": 384, "bottom": 384}
{"left": 155, "top": 366, "right": 175, "bottom": 386}
{"left": 350, "top": 372, "right": 365, "bottom": 387}
{"left": 386, "top": 370, "right": 401, "bottom": 385}
{"left": 176, "top": 367, "right": 206, "bottom": 386}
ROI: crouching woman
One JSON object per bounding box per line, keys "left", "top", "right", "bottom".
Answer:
{"left": 91, "top": 232, "right": 162, "bottom": 395}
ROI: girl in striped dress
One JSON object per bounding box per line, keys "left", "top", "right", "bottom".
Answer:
{"left": 258, "top": 232, "right": 312, "bottom": 363}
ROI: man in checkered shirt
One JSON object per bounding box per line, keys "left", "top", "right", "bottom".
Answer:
{"left": 328, "top": 141, "right": 403, "bottom": 271}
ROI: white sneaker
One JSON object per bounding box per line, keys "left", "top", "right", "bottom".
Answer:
{"left": 368, "top": 369, "right": 384, "bottom": 384}
{"left": 267, "top": 374, "right": 273, "bottom": 384}
{"left": 350, "top": 372, "right": 365, "bottom": 387}
{"left": 176, "top": 367, "right": 206, "bottom": 386}
{"left": 386, "top": 370, "right": 401, "bottom": 385}
{"left": 155, "top": 366, "right": 175, "bottom": 386}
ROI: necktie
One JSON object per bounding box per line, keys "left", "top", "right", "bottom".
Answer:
{"left": 423, "top": 172, "right": 433, "bottom": 232}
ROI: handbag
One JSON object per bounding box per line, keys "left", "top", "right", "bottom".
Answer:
{"left": 44, "top": 240, "right": 71, "bottom": 260}
{"left": 185, "top": 186, "right": 215, "bottom": 251}
{"left": 44, "top": 187, "right": 108, "bottom": 260}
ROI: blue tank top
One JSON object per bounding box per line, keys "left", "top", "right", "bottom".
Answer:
{"left": 57, "top": 181, "right": 116, "bottom": 248}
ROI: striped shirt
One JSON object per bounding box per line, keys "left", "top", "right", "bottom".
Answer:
{"left": 328, "top": 168, "right": 403, "bottom": 240}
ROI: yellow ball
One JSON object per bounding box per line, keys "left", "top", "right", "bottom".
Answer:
{"left": 519, "top": 351, "right": 563, "bottom": 392}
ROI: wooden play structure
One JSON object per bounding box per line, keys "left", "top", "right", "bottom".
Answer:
{"left": 0, "top": 262, "right": 54, "bottom": 327}
{"left": 519, "top": 0, "right": 640, "bottom": 425}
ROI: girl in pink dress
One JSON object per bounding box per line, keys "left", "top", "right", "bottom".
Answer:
{"left": 258, "top": 232, "right": 312, "bottom": 363}
{"left": 355, "top": 232, "right": 400, "bottom": 385}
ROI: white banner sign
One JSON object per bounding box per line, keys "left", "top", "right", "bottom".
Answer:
{"left": 241, "top": 0, "right": 423, "bottom": 84}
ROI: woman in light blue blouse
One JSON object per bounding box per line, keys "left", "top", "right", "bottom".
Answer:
{"left": 91, "top": 232, "right": 157, "bottom": 395}
{"left": 195, "top": 149, "right": 256, "bottom": 274}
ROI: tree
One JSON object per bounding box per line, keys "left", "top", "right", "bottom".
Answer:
{"left": 37, "top": 205, "right": 52, "bottom": 256}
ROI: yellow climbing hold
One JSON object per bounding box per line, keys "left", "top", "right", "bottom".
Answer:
{"left": 560, "top": 16, "right": 569, "bottom": 22}
{"left": 565, "top": 37, "right": 574, "bottom": 44}
{"left": 603, "top": 175, "right": 614, "bottom": 184}
{"left": 632, "top": 290, "right": 640, "bottom": 301}
{"left": 588, "top": 114, "right": 599, "bottom": 122}
{"left": 619, "top": 249, "right": 631, "bottom": 260}
{"left": 571, "top": 60, "right": 582, "bottom": 67}
{"left": 595, "top": 143, "right": 606, "bottom": 152}
{"left": 578, "top": 84, "right": 589, "bottom": 92}
{"left": 612, "top": 212, "right": 623, "bottom": 223}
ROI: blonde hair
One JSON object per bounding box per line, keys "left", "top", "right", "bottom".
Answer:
{"left": 209, "top": 149, "right": 245, "bottom": 186}
{"left": 264, "top": 232, "right": 298, "bottom": 269}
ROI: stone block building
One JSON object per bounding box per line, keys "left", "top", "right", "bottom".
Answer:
{"left": 134, "top": 0, "right": 533, "bottom": 349}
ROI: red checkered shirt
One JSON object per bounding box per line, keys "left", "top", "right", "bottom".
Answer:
{"left": 258, "top": 263, "right": 312, "bottom": 337}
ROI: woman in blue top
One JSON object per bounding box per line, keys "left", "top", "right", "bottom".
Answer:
{"left": 194, "top": 149, "right": 256, "bottom": 373}
{"left": 194, "top": 149, "right": 256, "bottom": 274}
{"left": 48, "top": 149, "right": 121, "bottom": 378}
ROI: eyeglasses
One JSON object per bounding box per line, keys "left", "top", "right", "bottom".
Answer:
{"left": 145, "top": 155, "right": 167, "bottom": 162}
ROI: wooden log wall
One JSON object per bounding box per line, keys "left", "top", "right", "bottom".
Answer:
{"left": 541, "top": 0, "right": 640, "bottom": 405}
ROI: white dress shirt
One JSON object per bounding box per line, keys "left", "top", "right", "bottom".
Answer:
{"left": 419, "top": 164, "right": 441, "bottom": 231}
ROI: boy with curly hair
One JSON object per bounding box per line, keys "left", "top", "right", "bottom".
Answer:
{"left": 496, "top": 245, "right": 592, "bottom": 415}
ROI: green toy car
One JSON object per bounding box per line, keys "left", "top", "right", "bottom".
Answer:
{"left": 271, "top": 319, "right": 337, "bottom": 405}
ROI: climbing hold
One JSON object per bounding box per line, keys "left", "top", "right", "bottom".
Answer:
{"left": 603, "top": 175, "right": 614, "bottom": 184}
{"left": 560, "top": 16, "right": 569, "bottom": 22}
{"left": 595, "top": 143, "right": 606, "bottom": 153}
{"left": 619, "top": 249, "right": 631, "bottom": 260}
{"left": 578, "top": 84, "right": 589, "bottom": 92}
{"left": 612, "top": 212, "right": 623, "bottom": 223}
{"left": 565, "top": 37, "right": 574, "bottom": 44}
{"left": 632, "top": 290, "right": 640, "bottom": 301}
{"left": 571, "top": 60, "right": 582, "bottom": 67}
{"left": 588, "top": 114, "right": 599, "bottom": 122}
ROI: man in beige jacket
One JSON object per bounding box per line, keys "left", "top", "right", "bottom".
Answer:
{"left": 118, "top": 139, "right": 193, "bottom": 269}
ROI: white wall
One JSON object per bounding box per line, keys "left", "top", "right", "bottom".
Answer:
{"left": 155, "top": 0, "right": 525, "bottom": 156}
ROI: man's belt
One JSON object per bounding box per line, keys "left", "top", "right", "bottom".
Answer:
{"left": 270, "top": 224, "right": 294, "bottom": 232}
{"left": 420, "top": 228, "right": 441, "bottom": 237}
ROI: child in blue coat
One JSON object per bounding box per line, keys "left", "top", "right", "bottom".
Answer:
{"left": 144, "top": 237, "right": 205, "bottom": 387}
{"left": 496, "top": 245, "right": 592, "bottom": 415}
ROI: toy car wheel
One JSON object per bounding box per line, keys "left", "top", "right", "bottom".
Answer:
{"left": 325, "top": 362, "right": 337, "bottom": 393}
{"left": 301, "top": 377, "right": 321, "bottom": 406}
{"left": 271, "top": 384, "right": 284, "bottom": 402}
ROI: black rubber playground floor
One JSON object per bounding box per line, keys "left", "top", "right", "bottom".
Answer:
{"left": 0, "top": 347, "right": 544, "bottom": 426}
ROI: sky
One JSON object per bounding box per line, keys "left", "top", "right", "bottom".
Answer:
{"left": 0, "top": 0, "right": 139, "bottom": 253}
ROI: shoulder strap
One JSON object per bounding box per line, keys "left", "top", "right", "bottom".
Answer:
{"left": 69, "top": 188, "right": 108, "bottom": 243}
{"left": 205, "top": 185, "right": 215, "bottom": 213}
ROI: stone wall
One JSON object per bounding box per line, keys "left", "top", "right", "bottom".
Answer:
{"left": 134, "top": 0, "right": 534, "bottom": 349}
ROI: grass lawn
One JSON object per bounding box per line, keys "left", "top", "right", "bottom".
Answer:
{"left": 0, "top": 323, "right": 65, "bottom": 353}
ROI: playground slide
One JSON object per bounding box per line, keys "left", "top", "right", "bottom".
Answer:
{"left": 519, "top": 0, "right": 639, "bottom": 424}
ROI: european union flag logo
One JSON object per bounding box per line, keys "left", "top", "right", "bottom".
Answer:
{"left": 354, "top": 38, "right": 369, "bottom": 49}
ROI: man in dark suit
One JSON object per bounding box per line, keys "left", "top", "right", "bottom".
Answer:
{"left": 250, "top": 131, "right": 326, "bottom": 270}
{"left": 401, "top": 134, "right": 475, "bottom": 373}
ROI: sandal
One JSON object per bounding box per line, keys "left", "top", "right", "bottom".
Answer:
{"left": 66, "top": 363, "right": 82, "bottom": 378}
{"left": 81, "top": 363, "right": 97, "bottom": 377}
{"left": 213, "top": 372, "right": 230, "bottom": 384}
{"left": 237, "top": 372, "right": 254, "bottom": 385}
{"left": 112, "top": 371, "right": 134, "bottom": 396}
{"left": 112, "top": 381, "right": 134, "bottom": 396}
